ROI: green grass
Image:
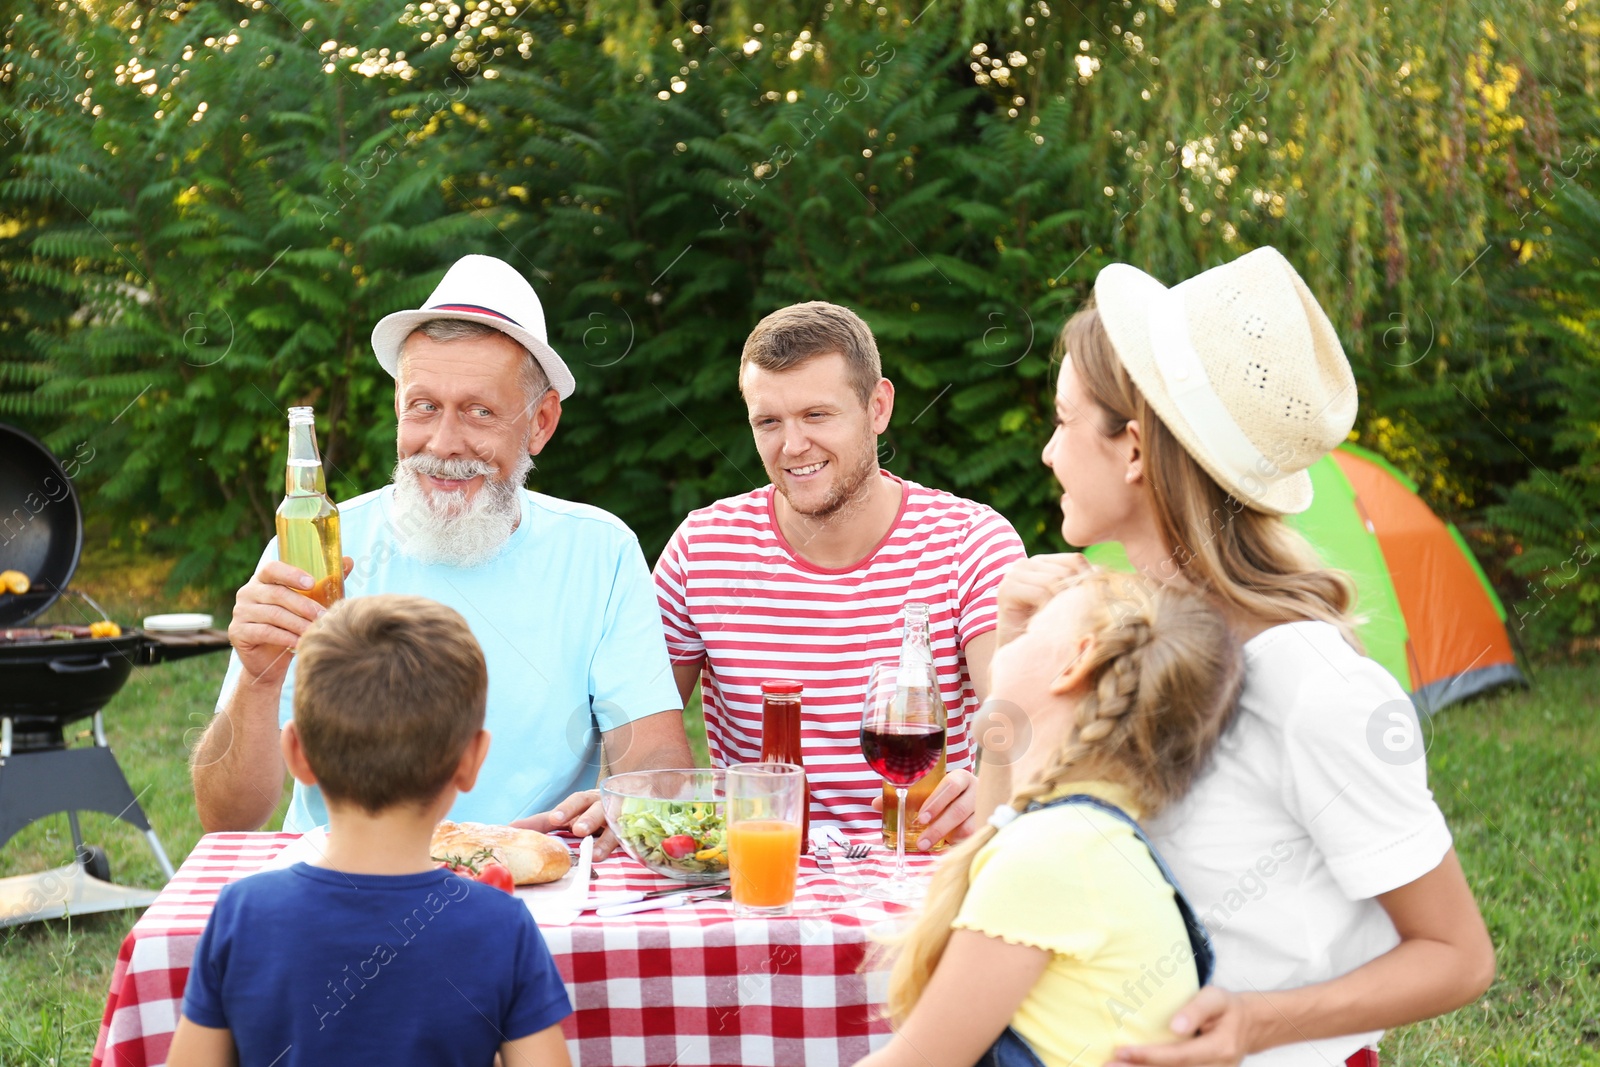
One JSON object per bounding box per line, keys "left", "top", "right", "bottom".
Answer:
{"left": 1, "top": 558, "right": 1592, "bottom": 1064}
{"left": 0, "top": 653, "right": 245, "bottom": 1063}
{"left": 1385, "top": 663, "right": 1600, "bottom": 1065}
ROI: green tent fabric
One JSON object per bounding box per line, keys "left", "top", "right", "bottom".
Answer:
{"left": 1075, "top": 485, "right": 1416, "bottom": 687}
{"left": 1289, "top": 452, "right": 1412, "bottom": 685}
{"left": 1080, "top": 444, "right": 1522, "bottom": 712}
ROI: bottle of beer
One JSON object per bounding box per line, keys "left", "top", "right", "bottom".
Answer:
{"left": 760, "top": 679, "right": 810, "bottom": 852}
{"left": 276, "top": 406, "right": 343, "bottom": 608}
{"left": 883, "top": 603, "right": 948, "bottom": 850}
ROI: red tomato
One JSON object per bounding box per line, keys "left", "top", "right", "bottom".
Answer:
{"left": 661, "top": 834, "right": 698, "bottom": 860}
{"left": 436, "top": 860, "right": 478, "bottom": 881}
{"left": 477, "top": 862, "right": 515, "bottom": 893}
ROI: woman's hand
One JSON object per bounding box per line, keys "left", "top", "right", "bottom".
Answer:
{"left": 1106, "top": 987, "right": 1257, "bottom": 1067}
{"left": 995, "top": 553, "right": 1090, "bottom": 646}
{"left": 1109, "top": 851, "right": 1495, "bottom": 1066}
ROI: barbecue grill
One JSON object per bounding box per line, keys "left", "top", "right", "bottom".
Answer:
{"left": 1, "top": 422, "right": 232, "bottom": 927}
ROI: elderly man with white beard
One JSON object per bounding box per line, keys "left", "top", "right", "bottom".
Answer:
{"left": 192, "top": 255, "right": 691, "bottom": 856}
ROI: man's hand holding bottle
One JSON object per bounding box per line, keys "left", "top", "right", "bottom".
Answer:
{"left": 229, "top": 557, "right": 355, "bottom": 686}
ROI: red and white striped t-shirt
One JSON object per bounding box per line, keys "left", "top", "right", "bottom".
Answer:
{"left": 652, "top": 472, "right": 1027, "bottom": 830}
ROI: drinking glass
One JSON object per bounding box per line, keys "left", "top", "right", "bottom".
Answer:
{"left": 860, "top": 662, "right": 946, "bottom": 903}
{"left": 726, "top": 762, "right": 806, "bottom": 916}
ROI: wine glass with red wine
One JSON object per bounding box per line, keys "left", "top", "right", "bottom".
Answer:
{"left": 860, "top": 661, "right": 946, "bottom": 902}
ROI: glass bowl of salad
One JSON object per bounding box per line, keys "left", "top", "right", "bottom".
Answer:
{"left": 600, "top": 769, "right": 729, "bottom": 883}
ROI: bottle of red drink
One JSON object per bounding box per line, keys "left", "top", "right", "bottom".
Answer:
{"left": 759, "top": 680, "right": 810, "bottom": 852}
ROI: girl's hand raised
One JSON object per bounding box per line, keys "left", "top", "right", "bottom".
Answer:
{"left": 996, "top": 553, "right": 1091, "bottom": 647}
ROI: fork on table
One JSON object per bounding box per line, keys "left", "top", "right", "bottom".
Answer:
{"left": 813, "top": 829, "right": 872, "bottom": 870}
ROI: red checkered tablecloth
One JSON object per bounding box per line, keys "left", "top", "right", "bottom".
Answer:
{"left": 92, "top": 832, "right": 938, "bottom": 1067}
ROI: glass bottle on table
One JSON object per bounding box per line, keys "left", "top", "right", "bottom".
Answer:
{"left": 861, "top": 660, "right": 945, "bottom": 903}
{"left": 882, "top": 602, "right": 948, "bottom": 851}
{"left": 759, "top": 680, "right": 809, "bottom": 852}
{"left": 276, "top": 406, "right": 343, "bottom": 608}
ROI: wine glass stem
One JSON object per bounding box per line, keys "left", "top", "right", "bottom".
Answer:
{"left": 894, "top": 787, "right": 909, "bottom": 879}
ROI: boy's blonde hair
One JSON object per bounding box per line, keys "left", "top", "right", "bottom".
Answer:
{"left": 881, "top": 570, "right": 1243, "bottom": 1021}
{"left": 293, "top": 594, "right": 487, "bottom": 813}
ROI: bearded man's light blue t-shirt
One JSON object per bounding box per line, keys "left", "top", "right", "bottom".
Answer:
{"left": 215, "top": 486, "right": 682, "bottom": 833}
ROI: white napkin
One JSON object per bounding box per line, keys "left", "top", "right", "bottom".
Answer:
{"left": 515, "top": 835, "right": 592, "bottom": 927}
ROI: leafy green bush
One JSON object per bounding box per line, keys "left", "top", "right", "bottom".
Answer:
{"left": 1485, "top": 182, "right": 1600, "bottom": 651}
{"left": 1, "top": 0, "right": 1592, "bottom": 652}
{"left": 1, "top": 2, "right": 495, "bottom": 586}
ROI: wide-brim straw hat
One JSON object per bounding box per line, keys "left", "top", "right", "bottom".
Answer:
{"left": 371, "top": 254, "right": 575, "bottom": 400}
{"left": 1093, "top": 247, "right": 1357, "bottom": 516}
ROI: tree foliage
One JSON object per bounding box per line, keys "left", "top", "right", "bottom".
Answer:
{"left": 1, "top": 0, "right": 1595, "bottom": 650}
{"left": 1485, "top": 181, "right": 1600, "bottom": 649}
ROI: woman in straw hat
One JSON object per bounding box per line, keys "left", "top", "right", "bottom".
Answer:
{"left": 978, "top": 247, "right": 1494, "bottom": 1067}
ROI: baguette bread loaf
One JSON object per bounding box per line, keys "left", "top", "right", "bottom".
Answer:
{"left": 430, "top": 820, "right": 571, "bottom": 885}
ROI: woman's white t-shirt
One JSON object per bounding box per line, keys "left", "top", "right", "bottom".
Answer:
{"left": 1146, "top": 621, "right": 1454, "bottom": 1067}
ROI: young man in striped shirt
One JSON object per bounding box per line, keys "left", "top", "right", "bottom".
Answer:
{"left": 652, "top": 302, "right": 1027, "bottom": 849}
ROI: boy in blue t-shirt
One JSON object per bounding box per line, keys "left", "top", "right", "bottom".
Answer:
{"left": 168, "top": 594, "right": 573, "bottom": 1067}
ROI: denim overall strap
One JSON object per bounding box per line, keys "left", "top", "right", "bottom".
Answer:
{"left": 1024, "top": 793, "right": 1215, "bottom": 987}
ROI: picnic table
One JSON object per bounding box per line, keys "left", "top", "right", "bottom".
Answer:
{"left": 92, "top": 830, "right": 937, "bottom": 1067}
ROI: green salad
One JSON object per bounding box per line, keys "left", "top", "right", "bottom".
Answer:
{"left": 616, "top": 798, "right": 727, "bottom": 876}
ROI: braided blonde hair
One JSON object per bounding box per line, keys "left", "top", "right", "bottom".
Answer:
{"left": 879, "top": 570, "right": 1243, "bottom": 1022}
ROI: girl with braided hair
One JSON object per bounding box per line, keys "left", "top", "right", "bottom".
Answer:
{"left": 982, "top": 249, "right": 1494, "bottom": 1067}
{"left": 858, "top": 568, "right": 1244, "bottom": 1067}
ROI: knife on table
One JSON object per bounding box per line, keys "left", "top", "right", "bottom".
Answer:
{"left": 587, "top": 882, "right": 721, "bottom": 910}
{"left": 594, "top": 887, "right": 727, "bottom": 918}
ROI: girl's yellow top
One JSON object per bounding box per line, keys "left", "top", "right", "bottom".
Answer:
{"left": 952, "top": 780, "right": 1200, "bottom": 1067}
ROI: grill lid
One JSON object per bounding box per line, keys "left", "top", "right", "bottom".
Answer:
{"left": 0, "top": 423, "right": 83, "bottom": 628}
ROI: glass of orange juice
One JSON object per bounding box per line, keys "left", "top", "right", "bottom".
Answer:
{"left": 726, "top": 763, "right": 805, "bottom": 917}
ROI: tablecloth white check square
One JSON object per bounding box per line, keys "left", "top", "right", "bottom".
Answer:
{"left": 92, "top": 832, "right": 938, "bottom": 1067}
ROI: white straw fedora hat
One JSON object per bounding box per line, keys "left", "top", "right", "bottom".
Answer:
{"left": 1093, "top": 246, "right": 1357, "bottom": 516}
{"left": 371, "top": 254, "right": 575, "bottom": 400}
